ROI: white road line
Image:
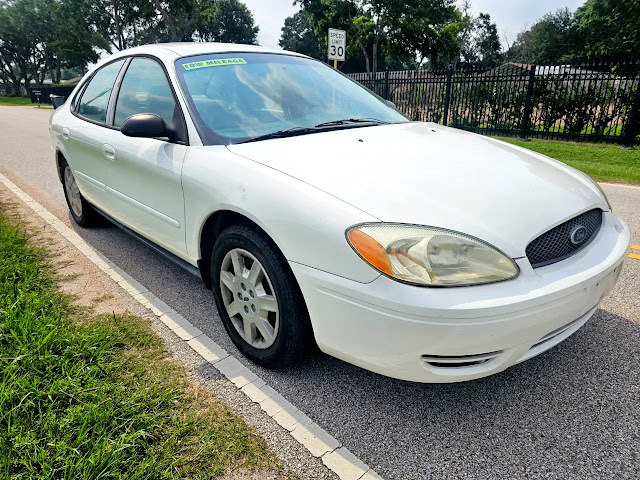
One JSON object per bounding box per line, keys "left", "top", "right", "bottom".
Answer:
{"left": 0, "top": 172, "right": 384, "bottom": 480}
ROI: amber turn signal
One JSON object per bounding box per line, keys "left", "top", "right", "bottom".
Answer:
{"left": 347, "top": 229, "right": 393, "bottom": 275}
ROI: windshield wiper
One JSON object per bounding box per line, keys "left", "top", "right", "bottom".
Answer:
{"left": 238, "top": 126, "right": 320, "bottom": 144}
{"left": 237, "top": 118, "right": 390, "bottom": 144}
{"left": 314, "top": 118, "right": 389, "bottom": 128}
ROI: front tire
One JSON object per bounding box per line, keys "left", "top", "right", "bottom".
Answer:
{"left": 61, "top": 160, "right": 98, "bottom": 227}
{"left": 211, "top": 224, "right": 312, "bottom": 367}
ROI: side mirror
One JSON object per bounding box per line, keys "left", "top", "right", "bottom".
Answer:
{"left": 121, "top": 113, "right": 174, "bottom": 139}
{"left": 384, "top": 99, "right": 396, "bottom": 109}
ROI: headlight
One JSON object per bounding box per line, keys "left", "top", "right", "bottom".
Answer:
{"left": 346, "top": 224, "right": 519, "bottom": 287}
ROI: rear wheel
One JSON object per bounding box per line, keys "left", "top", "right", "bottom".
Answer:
{"left": 211, "top": 224, "right": 312, "bottom": 367}
{"left": 61, "top": 160, "right": 99, "bottom": 227}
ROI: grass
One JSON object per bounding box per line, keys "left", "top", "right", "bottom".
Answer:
{"left": 498, "top": 137, "right": 640, "bottom": 184}
{"left": 0, "top": 210, "right": 282, "bottom": 479}
{"left": 0, "top": 96, "right": 33, "bottom": 106}
{"left": 0, "top": 96, "right": 53, "bottom": 108}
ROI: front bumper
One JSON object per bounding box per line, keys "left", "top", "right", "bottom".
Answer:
{"left": 291, "top": 212, "right": 629, "bottom": 383}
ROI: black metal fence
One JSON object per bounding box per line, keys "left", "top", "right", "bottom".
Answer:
{"left": 28, "top": 85, "right": 75, "bottom": 104}
{"left": 349, "top": 60, "right": 640, "bottom": 145}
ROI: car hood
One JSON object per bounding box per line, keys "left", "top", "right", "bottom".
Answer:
{"left": 227, "top": 122, "right": 607, "bottom": 257}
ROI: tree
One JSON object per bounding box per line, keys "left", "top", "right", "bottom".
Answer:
{"left": 279, "top": 10, "right": 323, "bottom": 58}
{"left": 295, "top": 0, "right": 461, "bottom": 73}
{"left": 43, "top": 0, "right": 107, "bottom": 82}
{"left": 131, "top": 0, "right": 259, "bottom": 45}
{"left": 293, "top": 0, "right": 367, "bottom": 70}
{"left": 474, "top": 13, "right": 502, "bottom": 68}
{"left": 454, "top": 8, "right": 502, "bottom": 68}
{"left": 385, "top": 0, "right": 461, "bottom": 68}
{"left": 574, "top": 0, "right": 640, "bottom": 60}
{"left": 0, "top": 0, "right": 261, "bottom": 95}
{"left": 506, "top": 8, "right": 578, "bottom": 64}
{"left": 457, "top": 0, "right": 476, "bottom": 64}
{"left": 0, "top": 0, "right": 45, "bottom": 93}
{"left": 356, "top": 0, "right": 460, "bottom": 73}
{"left": 197, "top": 0, "right": 258, "bottom": 44}
{"left": 351, "top": 13, "right": 374, "bottom": 72}
{"left": 90, "top": 0, "right": 157, "bottom": 51}
{"left": 0, "top": 0, "right": 107, "bottom": 93}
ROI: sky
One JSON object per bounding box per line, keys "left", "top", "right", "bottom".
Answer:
{"left": 467, "top": 0, "right": 586, "bottom": 47}
{"left": 242, "top": 0, "right": 588, "bottom": 50}
{"left": 242, "top": 0, "right": 300, "bottom": 50}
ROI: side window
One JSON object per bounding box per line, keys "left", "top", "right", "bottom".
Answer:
{"left": 114, "top": 58, "right": 177, "bottom": 128}
{"left": 77, "top": 60, "right": 125, "bottom": 123}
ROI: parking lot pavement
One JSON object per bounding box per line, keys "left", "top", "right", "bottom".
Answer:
{"left": 1, "top": 105, "right": 639, "bottom": 479}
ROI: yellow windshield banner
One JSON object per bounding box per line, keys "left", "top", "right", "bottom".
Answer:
{"left": 182, "top": 58, "right": 247, "bottom": 70}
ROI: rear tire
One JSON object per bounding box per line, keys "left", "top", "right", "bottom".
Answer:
{"left": 61, "top": 159, "right": 99, "bottom": 227}
{"left": 211, "top": 224, "right": 312, "bottom": 367}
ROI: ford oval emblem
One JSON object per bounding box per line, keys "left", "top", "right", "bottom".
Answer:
{"left": 570, "top": 225, "right": 588, "bottom": 245}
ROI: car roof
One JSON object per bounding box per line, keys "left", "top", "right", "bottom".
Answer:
{"left": 111, "top": 42, "right": 306, "bottom": 60}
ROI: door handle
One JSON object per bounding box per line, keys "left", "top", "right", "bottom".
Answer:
{"left": 102, "top": 144, "right": 116, "bottom": 161}
{"left": 61, "top": 127, "right": 70, "bottom": 140}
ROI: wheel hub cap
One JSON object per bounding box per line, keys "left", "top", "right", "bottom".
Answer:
{"left": 219, "top": 248, "right": 279, "bottom": 349}
{"left": 64, "top": 166, "right": 82, "bottom": 217}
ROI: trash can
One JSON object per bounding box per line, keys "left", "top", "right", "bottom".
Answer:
{"left": 50, "top": 94, "right": 65, "bottom": 109}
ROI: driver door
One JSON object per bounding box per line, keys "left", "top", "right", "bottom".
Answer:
{"left": 101, "top": 56, "right": 188, "bottom": 258}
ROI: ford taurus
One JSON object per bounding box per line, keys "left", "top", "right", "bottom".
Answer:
{"left": 49, "top": 43, "right": 629, "bottom": 382}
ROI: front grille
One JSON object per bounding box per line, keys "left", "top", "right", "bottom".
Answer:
{"left": 526, "top": 209, "right": 602, "bottom": 268}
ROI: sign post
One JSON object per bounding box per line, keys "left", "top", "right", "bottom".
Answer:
{"left": 328, "top": 28, "right": 346, "bottom": 69}
{"left": 33, "top": 90, "right": 41, "bottom": 107}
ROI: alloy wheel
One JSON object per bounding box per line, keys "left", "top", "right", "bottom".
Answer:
{"left": 64, "top": 166, "right": 82, "bottom": 217}
{"left": 219, "top": 248, "right": 280, "bottom": 349}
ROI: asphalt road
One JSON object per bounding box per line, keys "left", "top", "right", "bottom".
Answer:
{"left": 2, "top": 105, "right": 639, "bottom": 479}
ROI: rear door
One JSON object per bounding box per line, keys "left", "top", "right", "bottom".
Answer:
{"left": 65, "top": 59, "right": 127, "bottom": 207}
{"left": 101, "top": 56, "right": 189, "bottom": 258}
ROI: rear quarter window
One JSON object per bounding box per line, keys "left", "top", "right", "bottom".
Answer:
{"left": 77, "top": 59, "right": 126, "bottom": 124}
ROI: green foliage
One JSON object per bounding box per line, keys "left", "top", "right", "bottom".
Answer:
{"left": 291, "top": 0, "right": 365, "bottom": 69}
{"left": 507, "top": 1, "right": 640, "bottom": 64}
{"left": 382, "top": 0, "right": 460, "bottom": 67}
{"left": 293, "top": 0, "right": 460, "bottom": 73}
{"left": 446, "top": 71, "right": 525, "bottom": 131}
{"left": 0, "top": 0, "right": 105, "bottom": 92}
{"left": 279, "top": 10, "right": 323, "bottom": 59}
{"left": 473, "top": 13, "right": 502, "bottom": 68}
{"left": 118, "top": 0, "right": 259, "bottom": 45}
{"left": 0, "top": 96, "right": 32, "bottom": 105}
{"left": 506, "top": 8, "right": 579, "bottom": 64}
{"left": 0, "top": 0, "right": 260, "bottom": 94}
{"left": 196, "top": 0, "right": 259, "bottom": 44}
{"left": 575, "top": 0, "right": 640, "bottom": 60}
{"left": 529, "top": 75, "right": 638, "bottom": 139}
{"left": 0, "top": 213, "right": 278, "bottom": 479}
{"left": 451, "top": 9, "right": 502, "bottom": 69}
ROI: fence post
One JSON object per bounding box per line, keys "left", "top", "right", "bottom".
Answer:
{"left": 443, "top": 65, "right": 453, "bottom": 126}
{"left": 519, "top": 63, "right": 536, "bottom": 140}
{"left": 623, "top": 74, "right": 640, "bottom": 146}
{"left": 384, "top": 69, "right": 389, "bottom": 100}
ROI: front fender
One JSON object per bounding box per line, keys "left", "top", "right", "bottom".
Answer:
{"left": 182, "top": 146, "right": 381, "bottom": 284}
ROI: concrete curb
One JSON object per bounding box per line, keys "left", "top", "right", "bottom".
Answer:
{"left": 0, "top": 172, "right": 384, "bottom": 480}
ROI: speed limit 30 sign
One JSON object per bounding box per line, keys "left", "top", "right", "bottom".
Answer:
{"left": 328, "top": 28, "right": 346, "bottom": 62}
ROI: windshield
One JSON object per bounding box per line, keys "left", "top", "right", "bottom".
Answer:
{"left": 175, "top": 53, "right": 408, "bottom": 145}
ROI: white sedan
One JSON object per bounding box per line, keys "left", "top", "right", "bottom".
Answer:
{"left": 49, "top": 43, "right": 629, "bottom": 383}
